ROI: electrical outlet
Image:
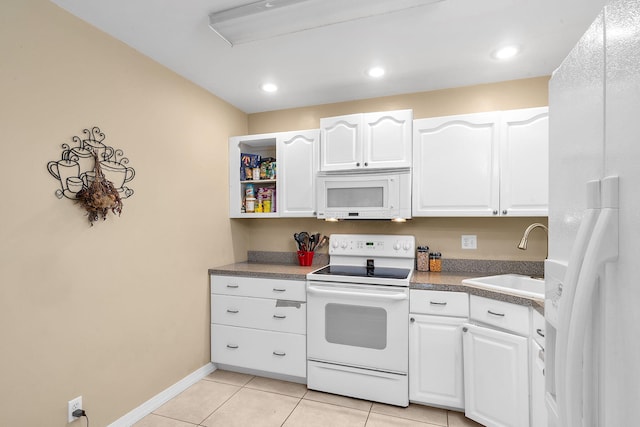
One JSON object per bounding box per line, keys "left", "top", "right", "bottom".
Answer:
{"left": 68, "top": 396, "right": 82, "bottom": 423}
{"left": 461, "top": 235, "right": 477, "bottom": 250}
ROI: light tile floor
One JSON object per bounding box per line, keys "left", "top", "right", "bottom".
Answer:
{"left": 134, "top": 370, "right": 484, "bottom": 427}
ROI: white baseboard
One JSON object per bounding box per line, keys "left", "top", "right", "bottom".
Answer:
{"left": 107, "top": 362, "right": 216, "bottom": 427}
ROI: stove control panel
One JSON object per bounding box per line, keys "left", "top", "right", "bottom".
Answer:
{"left": 328, "top": 234, "right": 415, "bottom": 258}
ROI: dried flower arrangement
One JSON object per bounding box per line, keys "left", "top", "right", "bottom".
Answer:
{"left": 76, "top": 153, "right": 123, "bottom": 225}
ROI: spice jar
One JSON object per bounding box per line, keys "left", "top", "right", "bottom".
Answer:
{"left": 245, "top": 196, "right": 256, "bottom": 213}
{"left": 429, "top": 252, "right": 442, "bottom": 272}
{"left": 417, "top": 246, "right": 430, "bottom": 271}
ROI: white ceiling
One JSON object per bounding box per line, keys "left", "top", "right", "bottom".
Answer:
{"left": 50, "top": 0, "right": 606, "bottom": 114}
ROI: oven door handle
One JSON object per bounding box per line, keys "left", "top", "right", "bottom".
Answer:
{"left": 307, "top": 285, "right": 408, "bottom": 301}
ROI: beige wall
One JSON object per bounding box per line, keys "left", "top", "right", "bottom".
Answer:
{"left": 1, "top": 1, "right": 248, "bottom": 425}
{"left": 246, "top": 77, "right": 550, "bottom": 261}
{"left": 1, "top": 1, "right": 549, "bottom": 424}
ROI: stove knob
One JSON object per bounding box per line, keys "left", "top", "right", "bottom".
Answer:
{"left": 331, "top": 240, "right": 339, "bottom": 249}
{"left": 403, "top": 242, "right": 412, "bottom": 251}
{"left": 340, "top": 241, "right": 348, "bottom": 249}
{"left": 393, "top": 242, "right": 401, "bottom": 251}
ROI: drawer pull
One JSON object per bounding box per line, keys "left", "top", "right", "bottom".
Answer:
{"left": 226, "top": 309, "right": 239, "bottom": 314}
{"left": 536, "top": 328, "right": 545, "bottom": 338}
{"left": 273, "top": 351, "right": 286, "bottom": 356}
{"left": 429, "top": 301, "right": 448, "bottom": 306}
{"left": 226, "top": 284, "right": 239, "bottom": 289}
{"left": 273, "top": 314, "right": 287, "bottom": 319}
{"left": 226, "top": 344, "right": 239, "bottom": 349}
{"left": 487, "top": 310, "right": 505, "bottom": 317}
{"left": 272, "top": 288, "right": 287, "bottom": 292}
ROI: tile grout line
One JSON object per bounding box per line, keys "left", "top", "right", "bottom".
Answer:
{"left": 196, "top": 378, "right": 246, "bottom": 426}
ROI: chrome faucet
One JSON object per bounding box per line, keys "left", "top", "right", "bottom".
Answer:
{"left": 517, "top": 223, "right": 549, "bottom": 250}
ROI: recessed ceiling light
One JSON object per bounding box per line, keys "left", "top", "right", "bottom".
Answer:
{"left": 367, "top": 67, "right": 385, "bottom": 78}
{"left": 261, "top": 83, "right": 278, "bottom": 93}
{"left": 492, "top": 45, "right": 520, "bottom": 60}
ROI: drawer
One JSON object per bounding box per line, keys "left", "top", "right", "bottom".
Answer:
{"left": 211, "top": 324, "right": 306, "bottom": 378}
{"left": 211, "top": 275, "right": 306, "bottom": 301}
{"left": 212, "top": 294, "right": 306, "bottom": 334}
{"left": 410, "top": 290, "right": 469, "bottom": 317}
{"left": 532, "top": 309, "right": 545, "bottom": 348}
{"left": 470, "top": 295, "right": 530, "bottom": 336}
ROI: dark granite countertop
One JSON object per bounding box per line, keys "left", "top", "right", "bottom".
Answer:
{"left": 209, "top": 262, "right": 544, "bottom": 314}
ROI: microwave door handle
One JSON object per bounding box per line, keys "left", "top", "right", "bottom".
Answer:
{"left": 307, "top": 285, "right": 408, "bottom": 301}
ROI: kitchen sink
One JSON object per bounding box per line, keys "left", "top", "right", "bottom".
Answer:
{"left": 462, "top": 274, "right": 544, "bottom": 299}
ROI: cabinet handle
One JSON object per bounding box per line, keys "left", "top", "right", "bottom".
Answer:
{"left": 536, "top": 328, "right": 545, "bottom": 338}
{"left": 462, "top": 326, "right": 468, "bottom": 332}
{"left": 273, "top": 351, "right": 286, "bottom": 356}
{"left": 273, "top": 314, "right": 286, "bottom": 319}
{"left": 493, "top": 210, "right": 498, "bottom": 215}
{"left": 226, "top": 284, "right": 239, "bottom": 289}
{"left": 410, "top": 317, "right": 415, "bottom": 323}
{"left": 272, "top": 288, "right": 286, "bottom": 292}
{"left": 364, "top": 162, "right": 368, "bottom": 166}
{"left": 226, "top": 309, "right": 239, "bottom": 314}
{"left": 429, "top": 301, "right": 447, "bottom": 306}
{"left": 356, "top": 162, "right": 361, "bottom": 167}
{"left": 487, "top": 310, "right": 505, "bottom": 317}
{"left": 502, "top": 209, "right": 508, "bottom": 215}
{"left": 226, "top": 344, "right": 239, "bottom": 349}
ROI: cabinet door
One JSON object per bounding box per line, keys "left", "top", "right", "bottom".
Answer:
{"left": 278, "top": 130, "right": 319, "bottom": 217}
{"left": 320, "top": 114, "right": 362, "bottom": 171}
{"left": 500, "top": 107, "right": 549, "bottom": 216}
{"left": 409, "top": 314, "right": 465, "bottom": 409}
{"left": 530, "top": 341, "right": 547, "bottom": 427}
{"left": 413, "top": 112, "right": 500, "bottom": 216}
{"left": 363, "top": 110, "right": 412, "bottom": 169}
{"left": 462, "top": 323, "right": 530, "bottom": 427}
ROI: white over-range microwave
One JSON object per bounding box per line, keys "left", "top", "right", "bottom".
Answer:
{"left": 316, "top": 170, "right": 411, "bottom": 220}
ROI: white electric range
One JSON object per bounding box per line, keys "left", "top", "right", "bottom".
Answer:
{"left": 306, "top": 234, "right": 415, "bottom": 407}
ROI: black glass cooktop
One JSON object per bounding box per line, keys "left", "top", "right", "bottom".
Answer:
{"left": 312, "top": 265, "right": 411, "bottom": 279}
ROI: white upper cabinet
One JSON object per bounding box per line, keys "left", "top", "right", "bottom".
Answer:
{"left": 320, "top": 113, "right": 361, "bottom": 171}
{"left": 412, "top": 107, "right": 548, "bottom": 217}
{"left": 320, "top": 109, "right": 412, "bottom": 171}
{"left": 228, "top": 129, "right": 319, "bottom": 218}
{"left": 413, "top": 111, "right": 501, "bottom": 216}
{"left": 499, "top": 107, "right": 549, "bottom": 216}
{"left": 278, "top": 130, "right": 319, "bottom": 217}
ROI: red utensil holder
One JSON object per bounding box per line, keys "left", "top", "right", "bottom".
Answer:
{"left": 297, "top": 251, "right": 314, "bottom": 266}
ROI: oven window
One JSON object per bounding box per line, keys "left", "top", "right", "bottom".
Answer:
{"left": 327, "top": 187, "right": 384, "bottom": 208}
{"left": 325, "top": 303, "right": 387, "bottom": 349}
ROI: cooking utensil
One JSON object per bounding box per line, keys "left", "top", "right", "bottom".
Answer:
{"left": 294, "top": 231, "right": 310, "bottom": 251}
{"left": 315, "top": 235, "right": 328, "bottom": 251}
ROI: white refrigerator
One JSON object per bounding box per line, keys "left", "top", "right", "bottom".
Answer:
{"left": 545, "top": 0, "right": 640, "bottom": 426}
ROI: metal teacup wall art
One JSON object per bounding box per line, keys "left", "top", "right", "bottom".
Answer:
{"left": 47, "top": 126, "right": 136, "bottom": 225}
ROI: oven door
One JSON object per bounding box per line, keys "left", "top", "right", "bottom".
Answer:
{"left": 306, "top": 281, "right": 409, "bottom": 373}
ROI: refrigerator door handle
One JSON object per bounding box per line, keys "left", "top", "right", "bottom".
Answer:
{"left": 565, "top": 176, "right": 619, "bottom": 427}
{"left": 555, "top": 180, "right": 601, "bottom": 426}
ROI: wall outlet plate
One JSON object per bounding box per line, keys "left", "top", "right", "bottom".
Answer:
{"left": 461, "top": 235, "right": 477, "bottom": 250}
{"left": 68, "top": 396, "right": 82, "bottom": 422}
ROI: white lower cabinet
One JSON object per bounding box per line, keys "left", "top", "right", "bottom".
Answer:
{"left": 409, "top": 290, "right": 468, "bottom": 410}
{"left": 463, "top": 296, "right": 531, "bottom": 427}
{"left": 530, "top": 341, "right": 545, "bottom": 427}
{"left": 530, "top": 310, "right": 546, "bottom": 427}
{"left": 210, "top": 275, "right": 306, "bottom": 379}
